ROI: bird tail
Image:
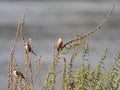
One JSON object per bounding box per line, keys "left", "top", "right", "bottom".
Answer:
{"left": 22, "top": 76, "right": 25, "bottom": 79}
{"left": 32, "top": 51, "right": 37, "bottom": 56}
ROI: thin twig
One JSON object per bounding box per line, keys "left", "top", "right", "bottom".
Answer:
{"left": 8, "top": 26, "right": 20, "bottom": 90}
{"left": 60, "top": 58, "right": 66, "bottom": 90}
{"left": 61, "top": 4, "right": 115, "bottom": 51}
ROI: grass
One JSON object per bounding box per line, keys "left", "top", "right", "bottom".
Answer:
{"left": 7, "top": 4, "right": 120, "bottom": 90}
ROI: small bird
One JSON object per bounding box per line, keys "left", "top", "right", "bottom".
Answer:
{"left": 56, "top": 37, "right": 64, "bottom": 51}
{"left": 24, "top": 42, "right": 37, "bottom": 56}
{"left": 13, "top": 69, "right": 25, "bottom": 79}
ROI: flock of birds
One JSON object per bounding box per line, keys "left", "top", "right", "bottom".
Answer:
{"left": 13, "top": 37, "right": 64, "bottom": 80}
{"left": 12, "top": 4, "right": 115, "bottom": 80}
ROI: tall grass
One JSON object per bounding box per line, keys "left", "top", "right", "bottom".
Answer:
{"left": 8, "top": 4, "right": 120, "bottom": 90}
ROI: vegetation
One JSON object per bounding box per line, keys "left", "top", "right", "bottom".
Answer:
{"left": 7, "top": 4, "right": 120, "bottom": 90}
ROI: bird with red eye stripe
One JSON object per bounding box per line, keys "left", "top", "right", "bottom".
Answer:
{"left": 24, "top": 42, "right": 37, "bottom": 56}
{"left": 13, "top": 69, "right": 25, "bottom": 80}
{"left": 56, "top": 37, "right": 64, "bottom": 52}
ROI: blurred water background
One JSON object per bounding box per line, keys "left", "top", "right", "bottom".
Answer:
{"left": 0, "top": 0, "right": 120, "bottom": 89}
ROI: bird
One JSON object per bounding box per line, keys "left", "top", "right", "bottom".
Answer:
{"left": 24, "top": 42, "right": 37, "bottom": 56}
{"left": 56, "top": 37, "right": 64, "bottom": 51}
{"left": 13, "top": 69, "right": 25, "bottom": 79}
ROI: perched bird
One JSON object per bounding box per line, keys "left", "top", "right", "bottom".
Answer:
{"left": 13, "top": 69, "right": 25, "bottom": 79}
{"left": 56, "top": 37, "right": 64, "bottom": 51}
{"left": 24, "top": 42, "right": 37, "bottom": 56}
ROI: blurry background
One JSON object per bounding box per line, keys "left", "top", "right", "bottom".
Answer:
{"left": 0, "top": 0, "right": 120, "bottom": 89}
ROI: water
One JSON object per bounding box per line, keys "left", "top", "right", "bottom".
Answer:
{"left": 0, "top": 1, "right": 120, "bottom": 89}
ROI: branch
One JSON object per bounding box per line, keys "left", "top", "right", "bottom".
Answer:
{"left": 61, "top": 4, "right": 115, "bottom": 51}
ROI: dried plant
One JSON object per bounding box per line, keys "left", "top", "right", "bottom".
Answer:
{"left": 8, "top": 3, "right": 120, "bottom": 90}
{"left": 60, "top": 4, "right": 115, "bottom": 56}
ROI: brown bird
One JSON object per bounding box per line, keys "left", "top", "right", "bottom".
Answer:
{"left": 24, "top": 42, "right": 37, "bottom": 56}
{"left": 13, "top": 69, "right": 25, "bottom": 79}
{"left": 56, "top": 37, "right": 64, "bottom": 51}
